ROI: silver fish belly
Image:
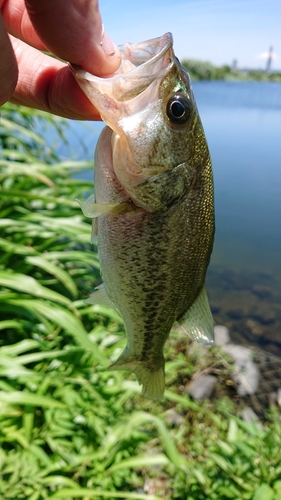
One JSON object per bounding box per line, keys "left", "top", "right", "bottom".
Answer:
{"left": 72, "top": 33, "right": 215, "bottom": 400}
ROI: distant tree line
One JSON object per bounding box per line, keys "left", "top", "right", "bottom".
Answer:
{"left": 181, "top": 59, "right": 281, "bottom": 82}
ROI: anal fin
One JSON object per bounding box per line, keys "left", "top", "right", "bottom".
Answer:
{"left": 178, "top": 285, "right": 214, "bottom": 346}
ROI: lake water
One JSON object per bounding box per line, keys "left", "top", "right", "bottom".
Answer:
{"left": 58, "top": 81, "right": 281, "bottom": 355}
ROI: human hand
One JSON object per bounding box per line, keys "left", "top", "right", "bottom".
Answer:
{"left": 0, "top": 0, "right": 121, "bottom": 119}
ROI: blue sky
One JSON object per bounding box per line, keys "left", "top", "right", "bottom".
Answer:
{"left": 101, "top": 0, "right": 281, "bottom": 70}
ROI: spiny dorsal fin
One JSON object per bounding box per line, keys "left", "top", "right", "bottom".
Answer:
{"left": 178, "top": 285, "right": 214, "bottom": 346}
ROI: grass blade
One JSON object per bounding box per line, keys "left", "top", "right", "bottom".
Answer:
{"left": 50, "top": 489, "right": 162, "bottom": 499}
{"left": 107, "top": 453, "right": 169, "bottom": 473}
{"left": 0, "top": 270, "right": 71, "bottom": 305}
{"left": 26, "top": 255, "right": 78, "bottom": 297}
{"left": 0, "top": 391, "right": 66, "bottom": 408}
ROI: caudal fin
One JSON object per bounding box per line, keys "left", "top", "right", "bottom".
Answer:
{"left": 135, "top": 365, "right": 165, "bottom": 400}
{"left": 109, "top": 352, "right": 165, "bottom": 400}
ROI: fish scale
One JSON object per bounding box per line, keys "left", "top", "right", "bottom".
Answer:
{"left": 72, "top": 33, "right": 215, "bottom": 400}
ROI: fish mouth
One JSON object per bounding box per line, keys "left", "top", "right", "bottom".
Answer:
{"left": 70, "top": 33, "right": 174, "bottom": 130}
{"left": 118, "top": 32, "right": 173, "bottom": 68}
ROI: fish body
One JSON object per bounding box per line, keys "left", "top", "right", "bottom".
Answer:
{"left": 72, "top": 33, "right": 215, "bottom": 399}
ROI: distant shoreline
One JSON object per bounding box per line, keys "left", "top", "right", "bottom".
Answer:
{"left": 182, "top": 59, "right": 281, "bottom": 82}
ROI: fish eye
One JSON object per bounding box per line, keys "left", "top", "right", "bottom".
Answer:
{"left": 166, "top": 94, "right": 192, "bottom": 125}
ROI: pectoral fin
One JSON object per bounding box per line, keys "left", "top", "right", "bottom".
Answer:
{"left": 178, "top": 285, "right": 214, "bottom": 346}
{"left": 85, "top": 283, "right": 114, "bottom": 309}
{"left": 77, "top": 194, "right": 134, "bottom": 218}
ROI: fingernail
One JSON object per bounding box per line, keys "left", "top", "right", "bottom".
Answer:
{"left": 100, "top": 29, "right": 116, "bottom": 56}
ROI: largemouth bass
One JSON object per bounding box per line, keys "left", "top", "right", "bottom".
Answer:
{"left": 72, "top": 33, "right": 215, "bottom": 400}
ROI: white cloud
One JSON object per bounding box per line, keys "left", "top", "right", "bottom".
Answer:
{"left": 256, "top": 50, "right": 279, "bottom": 61}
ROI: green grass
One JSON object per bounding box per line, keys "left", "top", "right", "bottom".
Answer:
{"left": 0, "top": 103, "right": 281, "bottom": 499}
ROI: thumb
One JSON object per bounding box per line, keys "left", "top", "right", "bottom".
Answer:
{"left": 24, "top": 0, "right": 121, "bottom": 76}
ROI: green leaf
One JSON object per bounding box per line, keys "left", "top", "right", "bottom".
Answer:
{"left": 17, "top": 348, "right": 86, "bottom": 365}
{"left": 40, "top": 476, "right": 80, "bottom": 488}
{"left": 234, "top": 441, "right": 256, "bottom": 459}
{"left": 109, "top": 411, "right": 186, "bottom": 470}
{"left": 253, "top": 484, "right": 274, "bottom": 500}
{"left": 10, "top": 299, "right": 107, "bottom": 363}
{"left": 227, "top": 418, "right": 239, "bottom": 442}
{"left": 1, "top": 188, "right": 78, "bottom": 207}
{"left": 107, "top": 453, "right": 169, "bottom": 473}
{"left": 0, "top": 391, "right": 66, "bottom": 408}
{"left": 0, "top": 117, "right": 45, "bottom": 145}
{"left": 0, "top": 356, "right": 35, "bottom": 378}
{"left": 274, "top": 481, "right": 281, "bottom": 492}
{"left": 0, "top": 237, "right": 37, "bottom": 255}
{"left": 0, "top": 339, "right": 39, "bottom": 355}
{"left": 236, "top": 417, "right": 265, "bottom": 438}
{"left": 3, "top": 428, "right": 30, "bottom": 448}
{"left": 217, "top": 485, "right": 240, "bottom": 498}
{"left": 164, "top": 389, "right": 200, "bottom": 411}
{"left": 45, "top": 250, "right": 99, "bottom": 268}
{"left": 26, "top": 255, "right": 78, "bottom": 297}
{"left": 0, "top": 163, "right": 54, "bottom": 186}
{"left": 216, "top": 440, "right": 234, "bottom": 455}
{"left": 191, "top": 468, "right": 207, "bottom": 486}
{"left": 0, "top": 319, "right": 23, "bottom": 331}
{"left": 209, "top": 452, "right": 230, "bottom": 472}
{"left": 0, "top": 402, "right": 22, "bottom": 417}
{"left": 49, "top": 489, "right": 161, "bottom": 499}
{"left": 0, "top": 270, "right": 71, "bottom": 305}
{"left": 23, "top": 213, "right": 91, "bottom": 240}
{"left": 1, "top": 148, "right": 35, "bottom": 162}
{"left": 52, "top": 160, "right": 93, "bottom": 171}
{"left": 89, "top": 305, "right": 123, "bottom": 323}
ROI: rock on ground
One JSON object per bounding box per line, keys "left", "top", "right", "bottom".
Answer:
{"left": 223, "top": 344, "right": 260, "bottom": 396}
{"left": 214, "top": 325, "right": 230, "bottom": 346}
{"left": 187, "top": 374, "right": 217, "bottom": 401}
{"left": 241, "top": 406, "right": 262, "bottom": 428}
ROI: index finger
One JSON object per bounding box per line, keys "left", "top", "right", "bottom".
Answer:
{"left": 0, "top": 12, "right": 18, "bottom": 105}
{"left": 10, "top": 35, "right": 101, "bottom": 120}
